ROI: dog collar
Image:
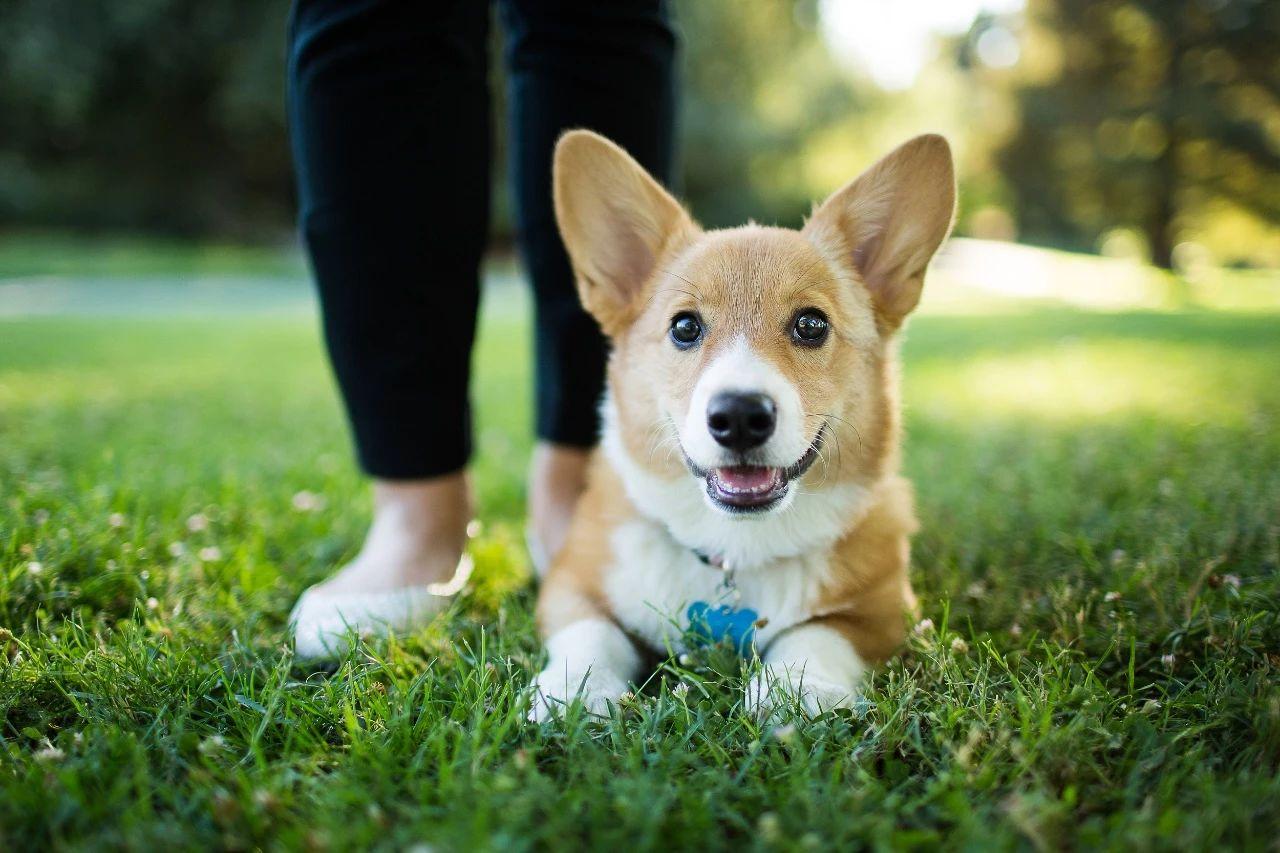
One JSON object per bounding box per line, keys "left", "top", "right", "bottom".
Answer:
{"left": 689, "top": 549, "right": 771, "bottom": 655}
{"left": 693, "top": 549, "right": 725, "bottom": 569}
{"left": 693, "top": 548, "right": 738, "bottom": 595}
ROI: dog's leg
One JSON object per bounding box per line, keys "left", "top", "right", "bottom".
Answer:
{"left": 529, "top": 581, "right": 640, "bottom": 722}
{"left": 748, "top": 490, "right": 916, "bottom": 720}
{"left": 746, "top": 621, "right": 868, "bottom": 719}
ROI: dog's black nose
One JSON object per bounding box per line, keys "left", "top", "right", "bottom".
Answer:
{"left": 706, "top": 392, "right": 776, "bottom": 451}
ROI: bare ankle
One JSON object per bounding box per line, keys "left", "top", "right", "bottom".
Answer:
{"left": 528, "top": 442, "right": 592, "bottom": 562}
{"left": 314, "top": 472, "right": 473, "bottom": 595}
{"left": 371, "top": 472, "right": 473, "bottom": 551}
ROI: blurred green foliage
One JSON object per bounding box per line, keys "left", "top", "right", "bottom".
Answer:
{"left": 0, "top": 0, "right": 1277, "bottom": 268}
{"left": 993, "top": 0, "right": 1280, "bottom": 267}
{"left": 0, "top": 1, "right": 291, "bottom": 237}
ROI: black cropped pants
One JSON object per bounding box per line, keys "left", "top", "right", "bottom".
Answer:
{"left": 287, "top": 0, "right": 676, "bottom": 478}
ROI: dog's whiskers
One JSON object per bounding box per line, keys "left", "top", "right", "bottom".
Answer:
{"left": 642, "top": 415, "right": 684, "bottom": 469}
{"left": 813, "top": 412, "right": 862, "bottom": 455}
{"left": 782, "top": 257, "right": 827, "bottom": 299}
{"left": 802, "top": 413, "right": 855, "bottom": 485}
{"left": 640, "top": 286, "right": 703, "bottom": 315}
{"left": 658, "top": 268, "right": 704, "bottom": 299}
{"left": 814, "top": 425, "right": 839, "bottom": 487}
{"left": 786, "top": 276, "right": 843, "bottom": 302}
{"left": 643, "top": 422, "right": 671, "bottom": 463}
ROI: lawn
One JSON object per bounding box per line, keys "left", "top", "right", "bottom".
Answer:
{"left": 1, "top": 246, "right": 1278, "bottom": 849}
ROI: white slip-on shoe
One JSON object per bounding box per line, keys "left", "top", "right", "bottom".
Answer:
{"left": 289, "top": 554, "right": 473, "bottom": 660}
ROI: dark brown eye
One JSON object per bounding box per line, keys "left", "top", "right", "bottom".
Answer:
{"left": 670, "top": 312, "right": 703, "bottom": 348}
{"left": 792, "top": 310, "right": 829, "bottom": 345}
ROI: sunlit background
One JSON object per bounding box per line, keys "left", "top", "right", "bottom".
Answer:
{"left": 1, "top": 0, "right": 1277, "bottom": 276}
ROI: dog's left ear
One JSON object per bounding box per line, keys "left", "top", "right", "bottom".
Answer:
{"left": 554, "top": 130, "right": 697, "bottom": 336}
{"left": 803, "top": 134, "right": 956, "bottom": 331}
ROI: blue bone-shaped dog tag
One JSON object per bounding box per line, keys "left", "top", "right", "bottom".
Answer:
{"left": 686, "top": 601, "right": 759, "bottom": 655}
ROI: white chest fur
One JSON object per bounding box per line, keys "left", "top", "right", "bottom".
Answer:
{"left": 600, "top": 397, "right": 868, "bottom": 573}
{"left": 602, "top": 517, "right": 832, "bottom": 654}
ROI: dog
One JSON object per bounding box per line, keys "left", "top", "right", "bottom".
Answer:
{"left": 530, "top": 130, "right": 956, "bottom": 720}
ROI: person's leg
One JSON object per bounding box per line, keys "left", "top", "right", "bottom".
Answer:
{"left": 500, "top": 0, "right": 677, "bottom": 567}
{"left": 286, "top": 0, "right": 488, "bottom": 646}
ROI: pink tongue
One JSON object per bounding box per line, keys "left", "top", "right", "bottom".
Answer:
{"left": 715, "top": 466, "right": 780, "bottom": 493}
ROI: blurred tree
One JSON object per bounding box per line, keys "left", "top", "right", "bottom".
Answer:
{"left": 994, "top": 0, "right": 1280, "bottom": 268}
{"left": 8, "top": 0, "right": 1271, "bottom": 263}
{"left": 674, "top": 0, "right": 872, "bottom": 229}
{"left": 0, "top": 0, "right": 870, "bottom": 241}
{"left": 0, "top": 1, "right": 293, "bottom": 239}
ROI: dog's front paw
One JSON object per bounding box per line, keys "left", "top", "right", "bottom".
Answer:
{"left": 745, "top": 666, "right": 857, "bottom": 721}
{"left": 528, "top": 618, "right": 642, "bottom": 722}
{"left": 527, "top": 664, "right": 629, "bottom": 723}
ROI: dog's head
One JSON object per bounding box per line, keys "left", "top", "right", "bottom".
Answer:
{"left": 554, "top": 131, "right": 955, "bottom": 519}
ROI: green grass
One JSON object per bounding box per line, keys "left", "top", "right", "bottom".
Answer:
{"left": 2, "top": 271, "right": 1279, "bottom": 848}
{"left": 0, "top": 232, "right": 306, "bottom": 279}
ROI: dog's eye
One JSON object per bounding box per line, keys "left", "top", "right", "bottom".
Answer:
{"left": 792, "top": 310, "right": 829, "bottom": 345}
{"left": 670, "top": 312, "right": 703, "bottom": 348}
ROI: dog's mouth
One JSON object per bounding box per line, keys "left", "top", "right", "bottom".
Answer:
{"left": 706, "top": 465, "right": 789, "bottom": 510}
{"left": 686, "top": 426, "right": 825, "bottom": 514}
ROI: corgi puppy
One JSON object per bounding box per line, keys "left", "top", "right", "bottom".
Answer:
{"left": 531, "top": 130, "right": 956, "bottom": 720}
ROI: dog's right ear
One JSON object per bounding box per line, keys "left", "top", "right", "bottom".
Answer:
{"left": 803, "top": 134, "right": 956, "bottom": 333}
{"left": 553, "top": 130, "right": 696, "bottom": 336}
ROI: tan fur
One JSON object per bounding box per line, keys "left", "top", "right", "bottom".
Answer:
{"left": 535, "top": 455, "right": 632, "bottom": 631}
{"left": 553, "top": 132, "right": 699, "bottom": 337}
{"left": 539, "top": 130, "right": 955, "bottom": 684}
{"left": 815, "top": 476, "right": 921, "bottom": 664}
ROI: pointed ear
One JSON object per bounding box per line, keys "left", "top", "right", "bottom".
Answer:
{"left": 803, "top": 134, "right": 956, "bottom": 331}
{"left": 553, "top": 130, "right": 697, "bottom": 336}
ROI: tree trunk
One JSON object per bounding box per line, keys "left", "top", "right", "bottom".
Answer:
{"left": 1147, "top": 170, "right": 1176, "bottom": 270}
{"left": 1147, "top": 1, "right": 1182, "bottom": 271}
